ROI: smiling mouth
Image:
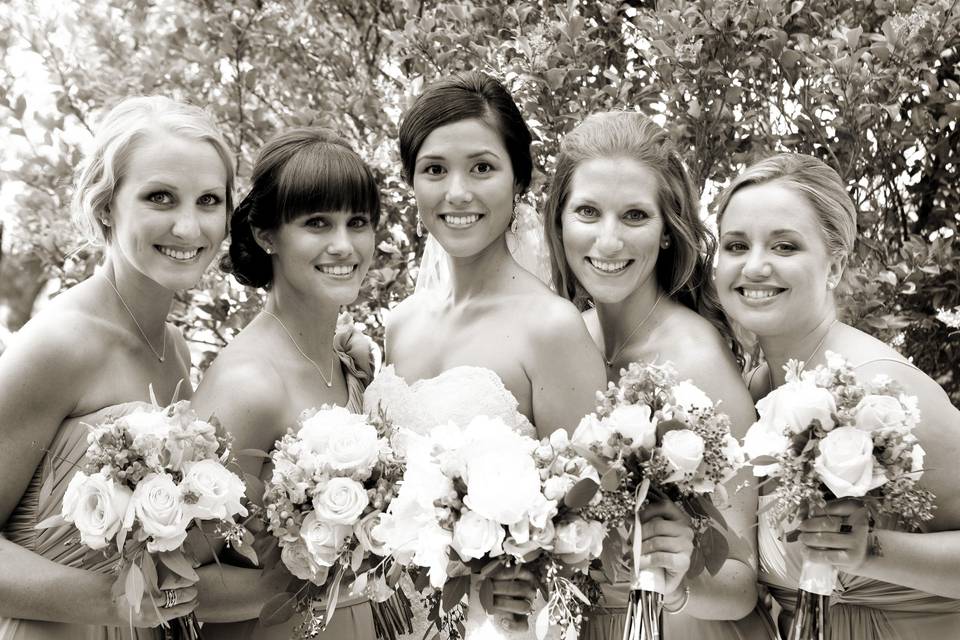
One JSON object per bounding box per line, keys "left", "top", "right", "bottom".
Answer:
{"left": 440, "top": 213, "right": 483, "bottom": 227}
{"left": 736, "top": 286, "right": 786, "bottom": 300}
{"left": 586, "top": 257, "right": 633, "bottom": 274}
{"left": 316, "top": 264, "right": 358, "bottom": 278}
{"left": 156, "top": 245, "right": 202, "bottom": 261}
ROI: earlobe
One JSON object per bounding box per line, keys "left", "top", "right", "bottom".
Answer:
{"left": 827, "top": 254, "right": 847, "bottom": 290}
{"left": 253, "top": 226, "right": 275, "bottom": 256}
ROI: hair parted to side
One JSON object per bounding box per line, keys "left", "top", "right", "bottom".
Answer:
{"left": 71, "top": 95, "right": 235, "bottom": 246}
{"left": 223, "top": 127, "right": 381, "bottom": 289}
{"left": 713, "top": 152, "right": 857, "bottom": 260}
{"left": 545, "top": 110, "right": 742, "bottom": 366}
{"left": 398, "top": 71, "right": 533, "bottom": 193}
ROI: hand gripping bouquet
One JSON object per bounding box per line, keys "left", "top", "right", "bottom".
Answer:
{"left": 37, "top": 388, "right": 251, "bottom": 638}
{"left": 742, "top": 352, "right": 934, "bottom": 640}
{"left": 571, "top": 362, "right": 746, "bottom": 640}
{"left": 373, "top": 415, "right": 608, "bottom": 640}
{"left": 260, "top": 405, "right": 412, "bottom": 639}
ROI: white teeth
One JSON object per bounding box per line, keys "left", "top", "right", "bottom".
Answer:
{"left": 443, "top": 214, "right": 480, "bottom": 226}
{"left": 319, "top": 264, "right": 355, "bottom": 276}
{"left": 158, "top": 246, "right": 201, "bottom": 261}
{"left": 741, "top": 288, "right": 780, "bottom": 299}
{"left": 588, "top": 258, "right": 629, "bottom": 273}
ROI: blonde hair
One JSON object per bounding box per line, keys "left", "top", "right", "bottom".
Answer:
{"left": 71, "top": 96, "right": 235, "bottom": 246}
{"left": 713, "top": 153, "right": 857, "bottom": 258}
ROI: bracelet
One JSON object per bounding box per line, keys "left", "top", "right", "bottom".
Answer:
{"left": 663, "top": 584, "right": 690, "bottom": 615}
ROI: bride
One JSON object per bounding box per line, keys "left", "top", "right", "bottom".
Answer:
{"left": 364, "top": 72, "right": 606, "bottom": 639}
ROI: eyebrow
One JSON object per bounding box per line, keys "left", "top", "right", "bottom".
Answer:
{"left": 417, "top": 149, "right": 503, "bottom": 162}
{"left": 568, "top": 195, "right": 658, "bottom": 211}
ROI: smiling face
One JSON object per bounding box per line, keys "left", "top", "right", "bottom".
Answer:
{"left": 412, "top": 118, "right": 515, "bottom": 259}
{"left": 265, "top": 209, "right": 375, "bottom": 307}
{"left": 561, "top": 157, "right": 667, "bottom": 305}
{"left": 108, "top": 133, "right": 228, "bottom": 290}
{"left": 716, "top": 181, "right": 844, "bottom": 338}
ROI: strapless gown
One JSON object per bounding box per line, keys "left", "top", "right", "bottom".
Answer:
{"left": 0, "top": 401, "right": 162, "bottom": 640}
{"left": 364, "top": 364, "right": 541, "bottom": 640}
{"left": 758, "top": 494, "right": 960, "bottom": 639}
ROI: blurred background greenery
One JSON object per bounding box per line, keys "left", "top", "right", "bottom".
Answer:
{"left": 0, "top": 0, "right": 957, "bottom": 402}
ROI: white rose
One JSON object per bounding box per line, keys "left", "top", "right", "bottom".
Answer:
{"left": 553, "top": 518, "right": 605, "bottom": 564}
{"left": 742, "top": 418, "right": 789, "bottom": 476}
{"left": 854, "top": 395, "right": 908, "bottom": 433}
{"left": 281, "top": 537, "right": 330, "bottom": 585}
{"left": 814, "top": 427, "right": 887, "bottom": 498}
{"left": 61, "top": 470, "right": 132, "bottom": 550}
{"left": 451, "top": 510, "right": 505, "bottom": 561}
{"left": 660, "top": 429, "right": 705, "bottom": 482}
{"left": 571, "top": 414, "right": 614, "bottom": 449}
{"left": 548, "top": 429, "right": 570, "bottom": 449}
{"left": 908, "top": 443, "right": 926, "bottom": 481}
{"left": 606, "top": 405, "right": 657, "bottom": 450}
{"left": 271, "top": 457, "right": 310, "bottom": 504}
{"left": 180, "top": 459, "right": 247, "bottom": 521}
{"left": 720, "top": 435, "right": 747, "bottom": 482}
{"left": 130, "top": 473, "right": 189, "bottom": 552}
{"left": 543, "top": 475, "right": 575, "bottom": 501}
{"left": 672, "top": 380, "right": 714, "bottom": 412}
{"left": 164, "top": 419, "right": 218, "bottom": 472}
{"left": 324, "top": 421, "right": 384, "bottom": 477}
{"left": 300, "top": 510, "right": 351, "bottom": 567}
{"left": 354, "top": 512, "right": 390, "bottom": 556}
{"left": 312, "top": 477, "right": 369, "bottom": 525}
{"left": 122, "top": 410, "right": 171, "bottom": 442}
{"left": 298, "top": 406, "right": 370, "bottom": 454}
{"left": 463, "top": 448, "right": 543, "bottom": 525}
{"left": 756, "top": 380, "right": 836, "bottom": 435}
{"left": 504, "top": 520, "right": 556, "bottom": 559}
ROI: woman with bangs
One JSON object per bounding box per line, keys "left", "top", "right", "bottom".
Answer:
{"left": 190, "top": 128, "right": 387, "bottom": 639}
{"left": 544, "top": 111, "right": 777, "bottom": 639}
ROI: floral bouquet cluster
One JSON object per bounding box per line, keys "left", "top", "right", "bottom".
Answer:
{"left": 38, "top": 396, "right": 250, "bottom": 636}
{"left": 373, "top": 415, "right": 606, "bottom": 640}
{"left": 260, "top": 405, "right": 409, "bottom": 639}
{"left": 571, "top": 361, "right": 746, "bottom": 640}
{"left": 742, "top": 352, "right": 934, "bottom": 638}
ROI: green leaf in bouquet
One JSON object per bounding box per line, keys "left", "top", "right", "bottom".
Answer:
{"left": 386, "top": 559, "right": 404, "bottom": 588}
{"left": 140, "top": 552, "right": 160, "bottom": 594}
{"left": 600, "top": 467, "right": 622, "bottom": 492}
{"left": 352, "top": 572, "right": 368, "bottom": 598}
{"left": 687, "top": 544, "right": 706, "bottom": 578}
{"left": 442, "top": 574, "right": 470, "bottom": 614}
{"left": 655, "top": 419, "right": 688, "bottom": 442}
{"left": 232, "top": 529, "right": 260, "bottom": 567}
{"left": 159, "top": 549, "right": 199, "bottom": 582}
{"left": 563, "top": 477, "right": 599, "bottom": 510}
{"left": 700, "top": 526, "right": 729, "bottom": 576}
{"left": 324, "top": 565, "right": 346, "bottom": 630}
{"left": 750, "top": 455, "right": 780, "bottom": 467}
{"left": 412, "top": 567, "right": 431, "bottom": 591}
{"left": 599, "top": 534, "right": 624, "bottom": 582}
{"left": 124, "top": 561, "right": 146, "bottom": 614}
{"left": 570, "top": 444, "right": 611, "bottom": 475}
{"left": 259, "top": 591, "right": 298, "bottom": 626}
{"left": 350, "top": 543, "right": 365, "bottom": 573}
{"left": 568, "top": 582, "right": 591, "bottom": 605}
{"left": 688, "top": 495, "right": 729, "bottom": 531}
{"left": 33, "top": 513, "right": 68, "bottom": 530}
{"left": 478, "top": 556, "right": 506, "bottom": 579}
{"left": 235, "top": 448, "right": 272, "bottom": 459}
{"left": 479, "top": 576, "right": 496, "bottom": 614}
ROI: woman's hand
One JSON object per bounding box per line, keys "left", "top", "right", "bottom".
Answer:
{"left": 108, "top": 584, "right": 199, "bottom": 628}
{"left": 487, "top": 563, "right": 538, "bottom": 629}
{"left": 797, "top": 498, "right": 871, "bottom": 573}
{"left": 635, "top": 499, "right": 695, "bottom": 595}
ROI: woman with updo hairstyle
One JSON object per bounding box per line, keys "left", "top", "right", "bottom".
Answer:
{"left": 191, "top": 127, "right": 397, "bottom": 640}
{"left": 0, "top": 95, "right": 232, "bottom": 638}
{"left": 363, "top": 72, "right": 606, "bottom": 640}
{"left": 715, "top": 152, "right": 960, "bottom": 640}
{"left": 545, "top": 111, "right": 776, "bottom": 640}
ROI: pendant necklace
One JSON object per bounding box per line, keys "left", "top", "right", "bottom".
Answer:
{"left": 262, "top": 309, "right": 334, "bottom": 388}
{"left": 103, "top": 275, "right": 167, "bottom": 362}
{"left": 767, "top": 319, "right": 838, "bottom": 389}
{"left": 603, "top": 292, "right": 664, "bottom": 368}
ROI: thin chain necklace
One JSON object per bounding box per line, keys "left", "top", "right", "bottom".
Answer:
{"left": 603, "top": 292, "right": 664, "bottom": 367}
{"left": 767, "top": 319, "right": 838, "bottom": 389}
{"left": 262, "top": 309, "right": 334, "bottom": 388}
{"left": 102, "top": 275, "right": 167, "bottom": 362}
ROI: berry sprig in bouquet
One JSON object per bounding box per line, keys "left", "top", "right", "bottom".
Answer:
{"left": 572, "top": 361, "right": 746, "bottom": 640}
{"left": 260, "top": 405, "right": 410, "bottom": 639}
{"left": 373, "top": 415, "right": 607, "bottom": 640}
{"left": 743, "top": 351, "right": 934, "bottom": 639}
{"left": 37, "top": 391, "right": 250, "bottom": 637}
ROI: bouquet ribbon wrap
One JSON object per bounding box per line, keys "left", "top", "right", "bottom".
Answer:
{"left": 798, "top": 558, "right": 838, "bottom": 597}
{"left": 630, "top": 478, "right": 667, "bottom": 595}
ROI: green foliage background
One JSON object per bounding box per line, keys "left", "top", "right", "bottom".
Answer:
{"left": 0, "top": 0, "right": 958, "bottom": 401}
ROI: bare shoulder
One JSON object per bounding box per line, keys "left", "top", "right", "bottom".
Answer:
{"left": 514, "top": 292, "right": 592, "bottom": 345}
{"left": 383, "top": 293, "right": 433, "bottom": 355}
{"left": 193, "top": 342, "right": 286, "bottom": 428}
{"left": 655, "top": 306, "right": 738, "bottom": 378}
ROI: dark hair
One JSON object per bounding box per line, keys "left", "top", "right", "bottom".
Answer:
{"left": 545, "top": 111, "right": 742, "bottom": 367}
{"left": 398, "top": 72, "right": 533, "bottom": 193}
{"left": 223, "top": 128, "right": 381, "bottom": 288}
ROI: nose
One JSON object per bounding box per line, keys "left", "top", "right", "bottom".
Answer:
{"left": 444, "top": 171, "right": 473, "bottom": 206}
{"left": 170, "top": 205, "right": 202, "bottom": 240}
{"left": 594, "top": 215, "right": 624, "bottom": 256}
{"left": 742, "top": 248, "right": 772, "bottom": 279}
{"left": 326, "top": 224, "right": 353, "bottom": 257}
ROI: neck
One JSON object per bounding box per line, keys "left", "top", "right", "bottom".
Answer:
{"left": 264, "top": 286, "right": 338, "bottom": 361}
{"left": 446, "top": 234, "right": 515, "bottom": 303}
{"left": 595, "top": 279, "right": 664, "bottom": 363}
{"left": 760, "top": 312, "right": 838, "bottom": 386}
{"left": 101, "top": 259, "right": 175, "bottom": 341}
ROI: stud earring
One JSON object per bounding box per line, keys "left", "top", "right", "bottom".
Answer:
{"left": 661, "top": 236, "right": 671, "bottom": 249}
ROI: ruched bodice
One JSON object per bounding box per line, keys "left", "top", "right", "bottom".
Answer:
{"left": 1, "top": 401, "right": 161, "bottom": 640}
{"left": 758, "top": 494, "right": 960, "bottom": 639}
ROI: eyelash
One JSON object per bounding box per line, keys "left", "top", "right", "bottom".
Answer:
{"left": 306, "top": 217, "right": 370, "bottom": 229}
{"left": 575, "top": 205, "right": 599, "bottom": 218}
{"left": 146, "top": 192, "right": 222, "bottom": 207}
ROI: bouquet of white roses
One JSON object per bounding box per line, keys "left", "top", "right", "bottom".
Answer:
{"left": 742, "top": 351, "right": 934, "bottom": 638}
{"left": 373, "top": 415, "right": 607, "bottom": 640}
{"left": 571, "top": 361, "right": 746, "bottom": 640}
{"left": 260, "top": 405, "right": 410, "bottom": 639}
{"left": 37, "top": 394, "right": 250, "bottom": 637}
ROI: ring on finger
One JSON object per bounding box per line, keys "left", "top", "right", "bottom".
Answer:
{"left": 162, "top": 589, "right": 178, "bottom": 608}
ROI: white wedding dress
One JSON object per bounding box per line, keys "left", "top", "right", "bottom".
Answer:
{"left": 364, "top": 364, "right": 544, "bottom": 640}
